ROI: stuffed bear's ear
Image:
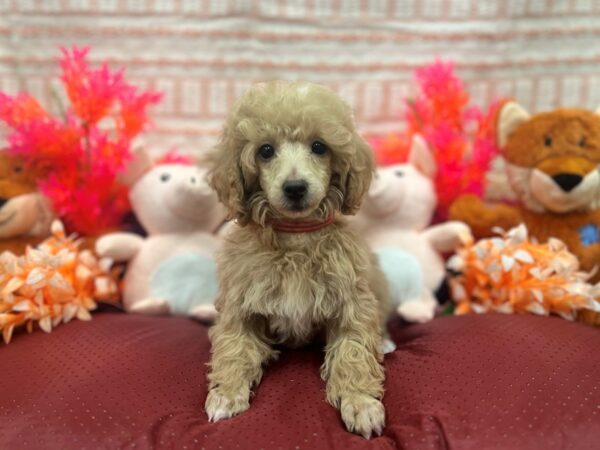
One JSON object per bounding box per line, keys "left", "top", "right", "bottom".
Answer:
{"left": 408, "top": 134, "right": 436, "bottom": 178}
{"left": 120, "top": 141, "right": 153, "bottom": 186}
{"left": 497, "top": 102, "right": 530, "bottom": 148}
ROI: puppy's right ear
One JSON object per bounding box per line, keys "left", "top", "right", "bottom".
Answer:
{"left": 207, "top": 124, "right": 250, "bottom": 225}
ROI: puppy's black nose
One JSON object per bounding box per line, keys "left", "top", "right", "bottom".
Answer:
{"left": 283, "top": 180, "right": 308, "bottom": 201}
{"left": 552, "top": 173, "right": 583, "bottom": 192}
{"left": 0, "top": 198, "right": 8, "bottom": 209}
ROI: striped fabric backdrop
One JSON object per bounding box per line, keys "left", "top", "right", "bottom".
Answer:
{"left": 1, "top": 0, "right": 600, "bottom": 157}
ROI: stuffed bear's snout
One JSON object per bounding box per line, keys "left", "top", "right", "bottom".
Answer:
{"left": 551, "top": 173, "right": 583, "bottom": 192}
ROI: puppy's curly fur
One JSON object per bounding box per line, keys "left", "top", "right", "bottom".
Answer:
{"left": 205, "top": 81, "right": 390, "bottom": 439}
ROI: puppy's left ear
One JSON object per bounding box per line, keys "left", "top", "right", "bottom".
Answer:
{"left": 341, "top": 132, "right": 375, "bottom": 215}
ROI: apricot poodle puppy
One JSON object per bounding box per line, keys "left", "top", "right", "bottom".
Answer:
{"left": 205, "top": 81, "right": 391, "bottom": 439}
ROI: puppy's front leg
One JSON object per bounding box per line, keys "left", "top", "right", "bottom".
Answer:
{"left": 322, "top": 286, "right": 385, "bottom": 439}
{"left": 205, "top": 315, "right": 275, "bottom": 422}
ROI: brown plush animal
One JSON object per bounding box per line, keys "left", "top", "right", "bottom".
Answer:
{"left": 0, "top": 151, "right": 54, "bottom": 254}
{"left": 450, "top": 103, "right": 600, "bottom": 325}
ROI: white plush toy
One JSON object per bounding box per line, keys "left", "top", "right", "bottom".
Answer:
{"left": 352, "top": 135, "right": 471, "bottom": 323}
{"left": 96, "top": 152, "right": 227, "bottom": 321}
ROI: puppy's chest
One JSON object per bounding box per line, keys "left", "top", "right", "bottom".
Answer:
{"left": 242, "top": 249, "right": 343, "bottom": 343}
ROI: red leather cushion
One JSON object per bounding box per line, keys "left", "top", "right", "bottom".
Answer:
{"left": 0, "top": 310, "right": 598, "bottom": 449}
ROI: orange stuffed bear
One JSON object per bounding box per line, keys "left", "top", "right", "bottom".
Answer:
{"left": 0, "top": 151, "right": 54, "bottom": 254}
{"left": 450, "top": 102, "right": 600, "bottom": 325}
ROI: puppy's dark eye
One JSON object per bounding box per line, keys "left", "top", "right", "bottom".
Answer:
{"left": 311, "top": 140, "right": 327, "bottom": 155}
{"left": 579, "top": 136, "right": 586, "bottom": 147}
{"left": 258, "top": 144, "right": 275, "bottom": 160}
{"left": 544, "top": 135, "right": 552, "bottom": 147}
{"left": 160, "top": 173, "right": 170, "bottom": 182}
{"left": 13, "top": 166, "right": 23, "bottom": 174}
{"left": 395, "top": 170, "right": 404, "bottom": 177}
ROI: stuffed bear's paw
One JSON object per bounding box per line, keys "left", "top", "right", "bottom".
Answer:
{"left": 128, "top": 298, "right": 171, "bottom": 315}
{"left": 205, "top": 386, "right": 250, "bottom": 422}
{"left": 340, "top": 394, "right": 385, "bottom": 439}
{"left": 397, "top": 300, "right": 436, "bottom": 323}
{"left": 449, "top": 194, "right": 487, "bottom": 221}
{"left": 189, "top": 304, "right": 217, "bottom": 322}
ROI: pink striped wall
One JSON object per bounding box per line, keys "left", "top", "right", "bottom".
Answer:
{"left": 1, "top": 0, "right": 600, "bottom": 156}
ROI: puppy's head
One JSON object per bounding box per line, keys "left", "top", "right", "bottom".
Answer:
{"left": 208, "top": 81, "right": 373, "bottom": 225}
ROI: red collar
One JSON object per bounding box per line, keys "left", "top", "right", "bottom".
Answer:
{"left": 269, "top": 214, "right": 335, "bottom": 233}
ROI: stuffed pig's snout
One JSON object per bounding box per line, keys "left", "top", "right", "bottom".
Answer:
{"left": 368, "top": 172, "right": 389, "bottom": 200}
{"left": 173, "top": 169, "right": 214, "bottom": 200}
{"left": 364, "top": 167, "right": 409, "bottom": 213}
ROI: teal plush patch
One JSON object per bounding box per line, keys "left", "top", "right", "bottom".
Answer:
{"left": 150, "top": 253, "right": 218, "bottom": 315}
{"left": 579, "top": 223, "right": 600, "bottom": 247}
{"left": 376, "top": 248, "right": 423, "bottom": 306}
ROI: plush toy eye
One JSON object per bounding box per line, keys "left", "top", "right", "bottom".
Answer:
{"left": 160, "top": 173, "right": 170, "bottom": 182}
{"left": 579, "top": 136, "right": 587, "bottom": 147}
{"left": 258, "top": 144, "right": 275, "bottom": 160}
{"left": 311, "top": 141, "right": 328, "bottom": 155}
{"left": 544, "top": 135, "right": 553, "bottom": 147}
{"left": 395, "top": 170, "right": 404, "bottom": 177}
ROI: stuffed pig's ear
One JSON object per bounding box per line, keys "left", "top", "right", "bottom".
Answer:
{"left": 120, "top": 141, "right": 153, "bottom": 186}
{"left": 409, "top": 134, "right": 436, "bottom": 178}
{"left": 497, "top": 101, "right": 530, "bottom": 148}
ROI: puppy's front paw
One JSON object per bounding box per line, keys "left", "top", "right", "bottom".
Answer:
{"left": 205, "top": 387, "right": 250, "bottom": 422}
{"left": 340, "top": 394, "right": 385, "bottom": 439}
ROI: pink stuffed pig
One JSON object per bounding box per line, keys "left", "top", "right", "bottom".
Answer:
{"left": 96, "top": 151, "right": 227, "bottom": 321}
{"left": 352, "top": 135, "right": 471, "bottom": 323}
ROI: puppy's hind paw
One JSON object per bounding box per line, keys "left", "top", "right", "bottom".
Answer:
{"left": 340, "top": 394, "right": 385, "bottom": 439}
{"left": 205, "top": 388, "right": 250, "bottom": 422}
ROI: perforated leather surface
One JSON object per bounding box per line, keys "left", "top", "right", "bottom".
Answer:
{"left": 0, "top": 310, "right": 598, "bottom": 449}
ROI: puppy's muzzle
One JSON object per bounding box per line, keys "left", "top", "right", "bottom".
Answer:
{"left": 283, "top": 180, "right": 308, "bottom": 202}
